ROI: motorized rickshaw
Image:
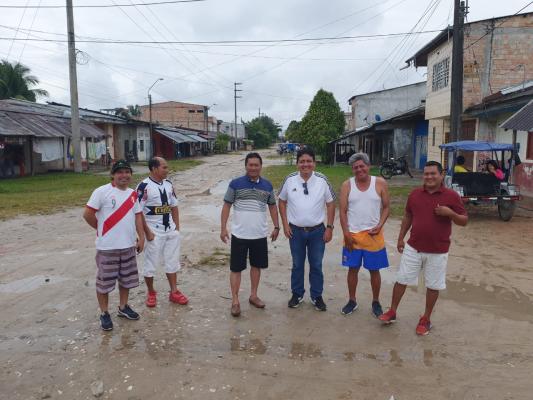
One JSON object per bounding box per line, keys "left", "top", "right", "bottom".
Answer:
{"left": 439, "top": 140, "right": 521, "bottom": 221}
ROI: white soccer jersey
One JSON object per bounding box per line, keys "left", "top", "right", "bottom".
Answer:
{"left": 136, "top": 177, "right": 179, "bottom": 233}
{"left": 86, "top": 183, "right": 142, "bottom": 250}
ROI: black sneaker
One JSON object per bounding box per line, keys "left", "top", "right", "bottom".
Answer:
{"left": 100, "top": 311, "right": 113, "bottom": 331}
{"left": 311, "top": 296, "right": 327, "bottom": 311}
{"left": 372, "top": 301, "right": 383, "bottom": 318}
{"left": 341, "top": 300, "right": 358, "bottom": 315}
{"left": 288, "top": 294, "right": 303, "bottom": 308}
{"left": 117, "top": 304, "right": 140, "bottom": 320}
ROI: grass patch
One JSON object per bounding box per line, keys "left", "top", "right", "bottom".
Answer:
{"left": 262, "top": 164, "right": 414, "bottom": 218}
{"left": 198, "top": 247, "right": 230, "bottom": 267}
{"left": 0, "top": 159, "right": 202, "bottom": 220}
{"left": 166, "top": 159, "right": 204, "bottom": 173}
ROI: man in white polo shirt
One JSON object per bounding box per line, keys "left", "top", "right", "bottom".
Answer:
{"left": 278, "top": 148, "right": 336, "bottom": 311}
{"left": 137, "top": 157, "right": 188, "bottom": 308}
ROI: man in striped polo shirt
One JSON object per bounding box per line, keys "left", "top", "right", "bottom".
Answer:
{"left": 221, "top": 152, "right": 280, "bottom": 317}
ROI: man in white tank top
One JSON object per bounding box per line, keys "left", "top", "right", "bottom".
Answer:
{"left": 339, "top": 152, "right": 390, "bottom": 318}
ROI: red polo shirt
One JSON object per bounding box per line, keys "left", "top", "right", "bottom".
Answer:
{"left": 406, "top": 185, "right": 466, "bottom": 254}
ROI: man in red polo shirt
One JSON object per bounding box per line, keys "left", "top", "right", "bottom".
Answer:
{"left": 379, "top": 161, "right": 467, "bottom": 335}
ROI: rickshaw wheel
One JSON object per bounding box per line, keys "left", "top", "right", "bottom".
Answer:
{"left": 498, "top": 200, "right": 516, "bottom": 221}
{"left": 380, "top": 166, "right": 393, "bottom": 180}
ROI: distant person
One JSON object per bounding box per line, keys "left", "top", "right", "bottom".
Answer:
{"left": 454, "top": 155, "right": 470, "bottom": 173}
{"left": 339, "top": 153, "right": 390, "bottom": 318}
{"left": 485, "top": 160, "right": 504, "bottom": 180}
{"left": 83, "top": 160, "right": 145, "bottom": 331}
{"left": 137, "top": 157, "right": 189, "bottom": 308}
{"left": 379, "top": 161, "right": 467, "bottom": 336}
{"left": 220, "top": 152, "right": 280, "bottom": 317}
{"left": 278, "top": 148, "right": 336, "bottom": 311}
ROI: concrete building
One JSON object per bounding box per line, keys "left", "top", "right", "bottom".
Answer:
{"left": 347, "top": 81, "right": 426, "bottom": 130}
{"left": 406, "top": 12, "right": 533, "bottom": 167}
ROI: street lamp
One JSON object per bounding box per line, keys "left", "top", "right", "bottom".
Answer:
{"left": 148, "top": 78, "right": 163, "bottom": 157}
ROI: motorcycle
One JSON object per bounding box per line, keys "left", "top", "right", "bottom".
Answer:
{"left": 379, "top": 155, "right": 413, "bottom": 179}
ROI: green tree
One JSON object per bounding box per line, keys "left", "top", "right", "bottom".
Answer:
{"left": 299, "top": 89, "right": 345, "bottom": 162}
{"left": 214, "top": 133, "right": 231, "bottom": 153}
{"left": 0, "top": 60, "right": 48, "bottom": 101}
{"left": 284, "top": 120, "right": 302, "bottom": 142}
{"left": 245, "top": 115, "right": 281, "bottom": 149}
{"left": 127, "top": 104, "right": 141, "bottom": 117}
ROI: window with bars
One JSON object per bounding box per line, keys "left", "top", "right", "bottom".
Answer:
{"left": 432, "top": 57, "right": 450, "bottom": 92}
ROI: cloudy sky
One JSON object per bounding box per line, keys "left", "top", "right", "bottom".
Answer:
{"left": 0, "top": 0, "right": 531, "bottom": 128}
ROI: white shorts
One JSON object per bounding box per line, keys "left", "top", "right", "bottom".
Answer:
{"left": 143, "top": 230, "right": 181, "bottom": 277}
{"left": 396, "top": 243, "right": 448, "bottom": 290}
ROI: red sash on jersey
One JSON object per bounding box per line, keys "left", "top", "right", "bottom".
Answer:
{"left": 102, "top": 191, "right": 138, "bottom": 236}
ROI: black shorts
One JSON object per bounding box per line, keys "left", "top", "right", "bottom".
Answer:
{"left": 230, "top": 235, "right": 268, "bottom": 272}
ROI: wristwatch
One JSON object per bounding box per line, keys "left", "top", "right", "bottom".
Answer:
{"left": 326, "top": 224, "right": 334, "bottom": 229}
{"left": 274, "top": 226, "right": 280, "bottom": 230}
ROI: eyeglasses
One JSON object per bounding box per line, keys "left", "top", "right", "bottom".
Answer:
{"left": 302, "top": 182, "right": 309, "bottom": 195}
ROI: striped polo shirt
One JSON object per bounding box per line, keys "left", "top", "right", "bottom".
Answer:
{"left": 224, "top": 175, "right": 276, "bottom": 240}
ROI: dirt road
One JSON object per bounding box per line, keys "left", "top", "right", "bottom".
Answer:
{"left": 1, "top": 151, "right": 532, "bottom": 400}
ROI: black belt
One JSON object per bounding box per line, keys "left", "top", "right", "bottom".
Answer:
{"left": 289, "top": 223, "right": 324, "bottom": 232}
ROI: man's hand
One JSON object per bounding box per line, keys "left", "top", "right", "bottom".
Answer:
{"left": 146, "top": 230, "right": 155, "bottom": 242}
{"left": 397, "top": 238, "right": 405, "bottom": 254}
{"left": 343, "top": 232, "right": 353, "bottom": 249}
{"left": 434, "top": 204, "right": 454, "bottom": 218}
{"left": 368, "top": 224, "right": 382, "bottom": 236}
{"left": 323, "top": 227, "right": 333, "bottom": 243}
{"left": 136, "top": 237, "right": 145, "bottom": 254}
{"left": 270, "top": 228, "right": 280, "bottom": 242}
{"left": 220, "top": 227, "right": 230, "bottom": 244}
{"left": 283, "top": 223, "right": 293, "bottom": 239}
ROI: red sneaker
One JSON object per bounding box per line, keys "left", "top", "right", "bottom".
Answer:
{"left": 169, "top": 290, "right": 189, "bottom": 305}
{"left": 146, "top": 291, "right": 157, "bottom": 308}
{"left": 378, "top": 309, "right": 396, "bottom": 324}
{"left": 416, "top": 316, "right": 432, "bottom": 336}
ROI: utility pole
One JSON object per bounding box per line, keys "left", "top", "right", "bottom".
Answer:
{"left": 148, "top": 78, "right": 163, "bottom": 158}
{"left": 66, "top": 0, "right": 81, "bottom": 172}
{"left": 234, "top": 82, "right": 242, "bottom": 150}
{"left": 449, "top": 0, "right": 468, "bottom": 142}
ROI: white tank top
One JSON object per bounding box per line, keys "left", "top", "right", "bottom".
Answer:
{"left": 348, "top": 176, "right": 382, "bottom": 233}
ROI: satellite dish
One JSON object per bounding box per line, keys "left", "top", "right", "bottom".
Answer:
{"left": 375, "top": 114, "right": 381, "bottom": 122}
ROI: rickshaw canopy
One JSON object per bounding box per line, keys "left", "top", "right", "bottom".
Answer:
{"left": 439, "top": 140, "right": 514, "bottom": 152}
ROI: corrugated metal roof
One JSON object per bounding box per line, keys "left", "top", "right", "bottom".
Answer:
{"left": 0, "top": 110, "right": 105, "bottom": 138}
{"left": 500, "top": 100, "right": 533, "bottom": 132}
{"left": 155, "top": 128, "right": 196, "bottom": 143}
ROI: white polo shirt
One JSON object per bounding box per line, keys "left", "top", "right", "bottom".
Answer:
{"left": 278, "top": 171, "right": 336, "bottom": 227}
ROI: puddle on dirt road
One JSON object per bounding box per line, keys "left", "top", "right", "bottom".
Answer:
{"left": 228, "top": 336, "right": 444, "bottom": 366}
{"left": 443, "top": 280, "right": 533, "bottom": 322}
{"left": 0, "top": 275, "right": 69, "bottom": 294}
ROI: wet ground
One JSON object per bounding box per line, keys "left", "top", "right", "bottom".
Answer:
{"left": 1, "top": 150, "right": 532, "bottom": 399}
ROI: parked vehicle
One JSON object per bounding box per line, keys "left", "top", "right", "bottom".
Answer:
{"left": 439, "top": 140, "right": 521, "bottom": 221}
{"left": 379, "top": 155, "right": 413, "bottom": 179}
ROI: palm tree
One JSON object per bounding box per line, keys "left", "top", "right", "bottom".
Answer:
{"left": 0, "top": 60, "right": 48, "bottom": 102}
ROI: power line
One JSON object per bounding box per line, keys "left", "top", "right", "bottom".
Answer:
{"left": 0, "top": 0, "right": 205, "bottom": 8}
{"left": 18, "top": 0, "right": 43, "bottom": 62}
{"left": 0, "top": 29, "right": 443, "bottom": 45}
{"left": 6, "top": 0, "right": 31, "bottom": 59}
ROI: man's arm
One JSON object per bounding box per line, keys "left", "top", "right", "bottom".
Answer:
{"left": 323, "top": 201, "right": 336, "bottom": 243}
{"left": 135, "top": 213, "right": 145, "bottom": 253}
{"left": 278, "top": 199, "right": 292, "bottom": 239}
{"left": 171, "top": 206, "right": 180, "bottom": 231}
{"left": 268, "top": 204, "right": 280, "bottom": 241}
{"left": 83, "top": 207, "right": 97, "bottom": 230}
{"left": 435, "top": 205, "right": 468, "bottom": 226}
{"left": 338, "top": 180, "right": 353, "bottom": 249}
{"left": 369, "top": 178, "right": 390, "bottom": 235}
{"left": 397, "top": 211, "right": 413, "bottom": 253}
{"left": 220, "top": 202, "right": 232, "bottom": 243}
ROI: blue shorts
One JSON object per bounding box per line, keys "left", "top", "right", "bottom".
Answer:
{"left": 342, "top": 247, "right": 389, "bottom": 270}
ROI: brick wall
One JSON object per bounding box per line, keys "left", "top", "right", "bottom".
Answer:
{"left": 139, "top": 101, "right": 208, "bottom": 131}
